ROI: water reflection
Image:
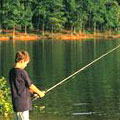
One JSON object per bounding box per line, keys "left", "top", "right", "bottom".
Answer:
{"left": 1, "top": 39, "right": 120, "bottom": 120}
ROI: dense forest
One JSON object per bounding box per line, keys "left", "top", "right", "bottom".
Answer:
{"left": 0, "top": 0, "right": 120, "bottom": 33}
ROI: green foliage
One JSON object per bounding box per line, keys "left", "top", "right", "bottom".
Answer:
{"left": 0, "top": 77, "right": 13, "bottom": 116}
{"left": 3, "top": 0, "right": 21, "bottom": 28}
{"left": 0, "top": 0, "right": 120, "bottom": 32}
{"left": 44, "top": 0, "right": 66, "bottom": 31}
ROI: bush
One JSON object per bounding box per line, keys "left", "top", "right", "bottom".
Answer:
{"left": 0, "top": 77, "right": 13, "bottom": 116}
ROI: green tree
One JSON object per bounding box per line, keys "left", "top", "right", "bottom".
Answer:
{"left": 34, "top": 0, "right": 47, "bottom": 35}
{"left": 3, "top": 0, "right": 21, "bottom": 29}
{"left": 46, "top": 0, "right": 66, "bottom": 32}
{"left": 19, "top": 0, "right": 33, "bottom": 34}
{"left": 105, "top": 1, "right": 120, "bottom": 32}
{"left": 88, "top": 0, "right": 107, "bottom": 33}
{"left": 76, "top": 0, "right": 89, "bottom": 32}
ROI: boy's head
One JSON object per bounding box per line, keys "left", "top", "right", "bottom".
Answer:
{"left": 15, "top": 51, "right": 30, "bottom": 69}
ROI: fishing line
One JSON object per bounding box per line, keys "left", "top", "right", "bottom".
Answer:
{"left": 32, "top": 43, "right": 120, "bottom": 102}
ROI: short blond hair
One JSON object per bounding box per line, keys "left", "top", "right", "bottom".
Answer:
{"left": 15, "top": 51, "right": 30, "bottom": 63}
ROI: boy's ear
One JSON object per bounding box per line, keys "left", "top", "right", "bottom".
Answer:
{"left": 20, "top": 60, "right": 24, "bottom": 63}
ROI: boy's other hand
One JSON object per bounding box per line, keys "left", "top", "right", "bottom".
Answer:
{"left": 38, "top": 91, "right": 45, "bottom": 98}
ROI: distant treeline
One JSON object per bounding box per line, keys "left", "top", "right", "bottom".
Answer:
{"left": 0, "top": 0, "right": 120, "bottom": 33}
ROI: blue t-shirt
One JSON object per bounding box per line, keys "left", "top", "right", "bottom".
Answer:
{"left": 9, "top": 68, "right": 32, "bottom": 112}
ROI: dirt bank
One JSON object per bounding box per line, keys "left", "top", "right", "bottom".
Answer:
{"left": 0, "top": 32, "right": 120, "bottom": 41}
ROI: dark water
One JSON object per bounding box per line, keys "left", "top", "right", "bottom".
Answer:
{"left": 1, "top": 39, "right": 120, "bottom": 120}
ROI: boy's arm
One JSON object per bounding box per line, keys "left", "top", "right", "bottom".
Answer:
{"left": 29, "top": 84, "right": 45, "bottom": 98}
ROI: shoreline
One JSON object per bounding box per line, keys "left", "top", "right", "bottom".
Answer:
{"left": 0, "top": 32, "right": 120, "bottom": 41}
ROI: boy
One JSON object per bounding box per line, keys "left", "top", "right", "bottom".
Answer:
{"left": 9, "top": 50, "right": 45, "bottom": 120}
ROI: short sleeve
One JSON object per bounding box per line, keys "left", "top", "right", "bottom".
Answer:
{"left": 21, "top": 70, "right": 32, "bottom": 87}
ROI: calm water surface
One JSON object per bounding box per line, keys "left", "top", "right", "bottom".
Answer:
{"left": 1, "top": 39, "right": 120, "bottom": 120}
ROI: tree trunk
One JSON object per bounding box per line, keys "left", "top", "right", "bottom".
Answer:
{"left": 79, "top": 20, "right": 82, "bottom": 34}
{"left": 37, "top": 16, "right": 40, "bottom": 30}
{"left": 13, "top": 25, "right": 15, "bottom": 39}
{"left": 71, "top": 25, "right": 73, "bottom": 35}
{"left": 42, "top": 23, "right": 45, "bottom": 35}
{"left": 94, "top": 22, "right": 96, "bottom": 35}
{"left": 100, "top": 23, "right": 103, "bottom": 32}
{"left": 51, "top": 26, "right": 53, "bottom": 36}
{"left": 73, "top": 27, "right": 76, "bottom": 34}
{"left": 0, "top": 24, "right": 2, "bottom": 33}
{"left": 109, "top": 27, "right": 112, "bottom": 36}
{"left": 25, "top": 26, "right": 27, "bottom": 35}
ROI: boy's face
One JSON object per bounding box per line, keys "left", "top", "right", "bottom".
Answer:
{"left": 20, "top": 60, "right": 29, "bottom": 69}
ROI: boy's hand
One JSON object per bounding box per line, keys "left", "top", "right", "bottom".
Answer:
{"left": 38, "top": 91, "right": 45, "bottom": 98}
{"left": 33, "top": 93, "right": 38, "bottom": 97}
{"left": 29, "top": 84, "right": 45, "bottom": 98}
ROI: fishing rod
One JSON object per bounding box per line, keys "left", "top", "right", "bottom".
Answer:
{"left": 32, "top": 43, "right": 120, "bottom": 102}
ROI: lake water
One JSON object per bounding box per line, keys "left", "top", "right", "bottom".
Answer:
{"left": 1, "top": 39, "right": 120, "bottom": 120}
